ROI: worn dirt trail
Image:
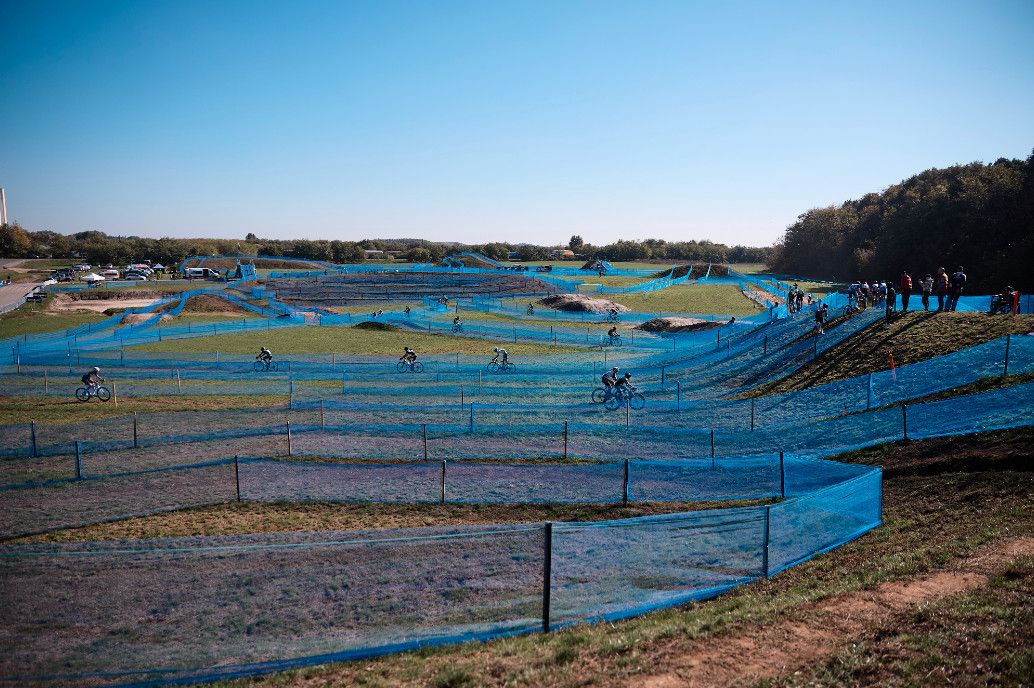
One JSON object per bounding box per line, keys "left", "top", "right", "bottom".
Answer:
{"left": 632, "top": 537, "right": 1034, "bottom": 688}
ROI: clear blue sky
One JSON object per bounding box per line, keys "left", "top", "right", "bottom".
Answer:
{"left": 2, "top": 0, "right": 1032, "bottom": 246}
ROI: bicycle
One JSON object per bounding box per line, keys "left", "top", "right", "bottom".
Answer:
{"left": 452, "top": 323, "right": 464, "bottom": 333}
{"left": 591, "top": 386, "right": 609, "bottom": 403}
{"left": 487, "top": 360, "right": 516, "bottom": 373}
{"left": 604, "top": 334, "right": 622, "bottom": 347}
{"left": 253, "top": 360, "right": 280, "bottom": 372}
{"left": 75, "top": 385, "right": 111, "bottom": 402}
{"left": 603, "top": 311, "right": 620, "bottom": 324}
{"left": 396, "top": 360, "right": 425, "bottom": 373}
{"left": 604, "top": 385, "right": 646, "bottom": 411}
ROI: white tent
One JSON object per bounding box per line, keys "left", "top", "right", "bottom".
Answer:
{"left": 81, "top": 273, "right": 105, "bottom": 282}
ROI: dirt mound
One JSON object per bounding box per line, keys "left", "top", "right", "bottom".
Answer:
{"left": 541, "top": 294, "right": 630, "bottom": 314}
{"left": 121, "top": 313, "right": 158, "bottom": 324}
{"left": 352, "top": 321, "right": 399, "bottom": 331}
{"left": 181, "top": 294, "right": 250, "bottom": 314}
{"left": 637, "top": 317, "right": 722, "bottom": 333}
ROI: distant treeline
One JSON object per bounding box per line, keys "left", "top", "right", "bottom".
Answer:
{"left": 0, "top": 224, "right": 770, "bottom": 268}
{"left": 770, "top": 152, "right": 1034, "bottom": 292}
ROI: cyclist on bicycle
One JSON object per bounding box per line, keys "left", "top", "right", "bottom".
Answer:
{"left": 491, "top": 347, "right": 509, "bottom": 365}
{"left": 615, "top": 372, "right": 634, "bottom": 393}
{"left": 81, "top": 366, "right": 104, "bottom": 390}
{"left": 403, "top": 306, "right": 411, "bottom": 316}
{"left": 608, "top": 307, "right": 619, "bottom": 322}
{"left": 400, "top": 347, "right": 417, "bottom": 364}
{"left": 527, "top": 303, "right": 535, "bottom": 315}
{"left": 601, "top": 366, "right": 619, "bottom": 399}
{"left": 257, "top": 347, "right": 272, "bottom": 364}
{"left": 607, "top": 326, "right": 619, "bottom": 342}
{"left": 453, "top": 316, "right": 462, "bottom": 329}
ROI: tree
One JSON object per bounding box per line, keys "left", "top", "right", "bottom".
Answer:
{"left": 0, "top": 223, "right": 33, "bottom": 257}
{"left": 404, "top": 247, "right": 432, "bottom": 263}
{"left": 245, "top": 232, "right": 258, "bottom": 242}
{"left": 569, "top": 235, "right": 584, "bottom": 251}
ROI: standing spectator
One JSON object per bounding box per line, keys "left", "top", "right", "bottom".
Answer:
{"left": 934, "top": 267, "right": 949, "bottom": 311}
{"left": 946, "top": 266, "right": 967, "bottom": 311}
{"left": 899, "top": 271, "right": 913, "bottom": 312}
{"left": 814, "top": 302, "right": 828, "bottom": 334}
{"left": 920, "top": 273, "right": 934, "bottom": 311}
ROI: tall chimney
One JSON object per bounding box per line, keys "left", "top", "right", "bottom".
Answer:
{"left": 0, "top": 188, "right": 6, "bottom": 226}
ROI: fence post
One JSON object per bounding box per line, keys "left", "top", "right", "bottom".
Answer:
{"left": 234, "top": 455, "right": 241, "bottom": 502}
{"left": 676, "top": 380, "right": 681, "bottom": 412}
{"left": 460, "top": 384, "right": 464, "bottom": 407}
{"left": 779, "top": 451, "right": 785, "bottom": 498}
{"left": 1003, "top": 334, "right": 1011, "bottom": 377}
{"left": 469, "top": 403, "right": 475, "bottom": 433}
{"left": 710, "top": 428, "right": 715, "bottom": 465}
{"left": 622, "top": 459, "right": 630, "bottom": 504}
{"left": 320, "top": 400, "right": 325, "bottom": 429}
{"left": 423, "top": 424, "right": 428, "bottom": 459}
{"left": 661, "top": 366, "right": 666, "bottom": 389}
{"left": 479, "top": 370, "right": 482, "bottom": 396}
{"left": 30, "top": 421, "right": 38, "bottom": 458}
{"left": 43, "top": 370, "right": 48, "bottom": 395}
{"left": 563, "top": 421, "right": 568, "bottom": 459}
{"left": 111, "top": 381, "right": 118, "bottom": 407}
{"left": 287, "top": 420, "right": 293, "bottom": 456}
{"left": 440, "top": 460, "right": 447, "bottom": 503}
{"left": 542, "top": 522, "right": 553, "bottom": 634}
{"left": 763, "top": 335, "right": 768, "bottom": 354}
{"left": 120, "top": 349, "right": 125, "bottom": 367}
{"left": 625, "top": 397, "right": 630, "bottom": 428}
{"left": 762, "top": 505, "right": 771, "bottom": 579}
{"left": 866, "top": 372, "right": 872, "bottom": 410}
{"left": 133, "top": 412, "right": 139, "bottom": 448}
{"left": 75, "top": 440, "right": 83, "bottom": 480}
{"left": 901, "top": 404, "right": 908, "bottom": 441}
{"left": 513, "top": 326, "right": 517, "bottom": 343}
{"left": 750, "top": 398, "right": 756, "bottom": 431}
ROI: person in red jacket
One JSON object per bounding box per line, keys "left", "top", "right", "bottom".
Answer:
{"left": 899, "top": 271, "right": 913, "bottom": 312}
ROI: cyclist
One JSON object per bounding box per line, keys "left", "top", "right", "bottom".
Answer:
{"left": 527, "top": 303, "right": 535, "bottom": 315}
{"left": 400, "top": 347, "right": 417, "bottom": 367}
{"left": 607, "top": 326, "right": 619, "bottom": 343}
{"left": 608, "top": 307, "right": 619, "bottom": 322}
{"left": 452, "top": 315, "right": 463, "bottom": 331}
{"left": 403, "top": 306, "right": 412, "bottom": 316}
{"left": 257, "top": 347, "right": 272, "bottom": 365}
{"left": 81, "top": 366, "right": 104, "bottom": 391}
{"left": 614, "top": 372, "right": 634, "bottom": 399}
{"left": 491, "top": 347, "right": 509, "bottom": 365}
{"left": 601, "top": 366, "right": 619, "bottom": 400}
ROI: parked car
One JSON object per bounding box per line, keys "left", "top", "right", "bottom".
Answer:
{"left": 122, "top": 273, "right": 147, "bottom": 281}
{"left": 101, "top": 269, "right": 120, "bottom": 280}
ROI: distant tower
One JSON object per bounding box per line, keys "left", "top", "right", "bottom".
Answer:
{"left": 0, "top": 188, "right": 6, "bottom": 226}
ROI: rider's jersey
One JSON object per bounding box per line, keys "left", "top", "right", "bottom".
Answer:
{"left": 602, "top": 373, "right": 617, "bottom": 386}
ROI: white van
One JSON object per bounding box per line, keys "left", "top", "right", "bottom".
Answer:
{"left": 185, "top": 267, "right": 221, "bottom": 280}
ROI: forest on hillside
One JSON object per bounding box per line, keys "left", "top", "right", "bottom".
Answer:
{"left": 770, "top": 152, "right": 1034, "bottom": 291}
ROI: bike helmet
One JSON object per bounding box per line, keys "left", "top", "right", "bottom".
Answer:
{"left": 494, "top": 347, "right": 500, "bottom": 353}
{"left": 612, "top": 367, "right": 619, "bottom": 372}
{"left": 624, "top": 373, "right": 632, "bottom": 378}
{"left": 92, "top": 366, "right": 100, "bottom": 372}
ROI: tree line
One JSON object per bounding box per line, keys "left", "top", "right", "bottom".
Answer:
{"left": 0, "top": 224, "right": 770, "bottom": 268}
{"left": 769, "top": 152, "right": 1034, "bottom": 292}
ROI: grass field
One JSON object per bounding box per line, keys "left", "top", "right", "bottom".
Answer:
{"left": 756, "top": 311, "right": 1034, "bottom": 395}
{"left": 198, "top": 427, "right": 1032, "bottom": 688}
{"left": 606, "top": 282, "right": 763, "bottom": 316}
{"left": 0, "top": 394, "right": 286, "bottom": 425}
{"left": 132, "top": 323, "right": 579, "bottom": 355}
{"left": 0, "top": 306, "right": 104, "bottom": 338}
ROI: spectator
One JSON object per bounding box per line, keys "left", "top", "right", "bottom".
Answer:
{"left": 946, "top": 266, "right": 967, "bottom": 311}
{"left": 885, "top": 282, "right": 897, "bottom": 322}
{"left": 920, "top": 273, "right": 934, "bottom": 311}
{"left": 814, "top": 303, "right": 829, "bottom": 334}
{"left": 934, "top": 267, "right": 949, "bottom": 311}
{"left": 899, "top": 271, "right": 913, "bottom": 312}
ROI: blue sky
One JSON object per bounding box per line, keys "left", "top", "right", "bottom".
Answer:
{"left": 2, "top": 0, "right": 1032, "bottom": 246}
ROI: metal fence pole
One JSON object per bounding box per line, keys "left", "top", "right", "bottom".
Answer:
{"left": 676, "top": 380, "right": 681, "bottom": 412}
{"left": 750, "top": 398, "right": 755, "bottom": 431}
{"left": 763, "top": 335, "right": 768, "bottom": 354}
{"left": 542, "top": 522, "right": 553, "bottom": 634}
{"left": 75, "top": 440, "right": 83, "bottom": 480}
{"left": 779, "top": 451, "right": 785, "bottom": 498}
{"left": 902, "top": 404, "right": 908, "bottom": 441}
{"left": 710, "top": 428, "right": 715, "bottom": 465}
{"left": 460, "top": 384, "right": 464, "bottom": 407}
{"left": 111, "top": 381, "right": 118, "bottom": 407}
{"left": 440, "top": 460, "right": 447, "bottom": 503}
{"left": 133, "top": 412, "right": 139, "bottom": 448}
{"left": 563, "top": 421, "right": 568, "bottom": 459}
{"left": 469, "top": 403, "right": 475, "bottom": 433}
{"left": 866, "top": 373, "right": 872, "bottom": 410}
{"left": 320, "top": 400, "right": 325, "bottom": 429}
{"left": 287, "top": 420, "right": 293, "bottom": 456}
{"left": 762, "top": 505, "right": 771, "bottom": 578}
{"left": 625, "top": 397, "right": 630, "bottom": 428}
{"left": 622, "top": 459, "right": 630, "bottom": 504}
{"left": 176, "top": 369, "right": 182, "bottom": 392}
{"left": 234, "top": 455, "right": 241, "bottom": 502}
{"left": 661, "top": 366, "right": 666, "bottom": 389}
{"left": 423, "top": 424, "right": 428, "bottom": 459}
{"left": 43, "top": 370, "right": 48, "bottom": 395}
{"left": 30, "top": 421, "right": 38, "bottom": 458}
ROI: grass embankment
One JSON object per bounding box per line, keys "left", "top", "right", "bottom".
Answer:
{"left": 132, "top": 324, "right": 579, "bottom": 356}
{"left": 195, "top": 427, "right": 1031, "bottom": 688}
{"left": 753, "top": 311, "right": 1034, "bottom": 396}
{"left": 17, "top": 500, "right": 776, "bottom": 544}
{"left": 0, "top": 306, "right": 104, "bottom": 338}
{"left": 606, "top": 282, "right": 763, "bottom": 316}
{"left": 0, "top": 394, "right": 285, "bottom": 426}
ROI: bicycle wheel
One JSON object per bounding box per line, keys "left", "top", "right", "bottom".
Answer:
{"left": 95, "top": 386, "right": 111, "bottom": 402}
{"left": 629, "top": 393, "right": 646, "bottom": 410}
{"left": 269, "top": 361, "right": 280, "bottom": 372}
{"left": 397, "top": 361, "right": 408, "bottom": 373}
{"left": 487, "top": 362, "right": 499, "bottom": 372}
{"left": 502, "top": 362, "right": 515, "bottom": 372}
{"left": 253, "top": 360, "right": 265, "bottom": 373}
{"left": 412, "top": 361, "right": 424, "bottom": 373}
{"left": 75, "top": 387, "right": 89, "bottom": 402}
{"left": 591, "top": 387, "right": 607, "bottom": 403}
{"left": 604, "top": 395, "right": 622, "bottom": 411}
